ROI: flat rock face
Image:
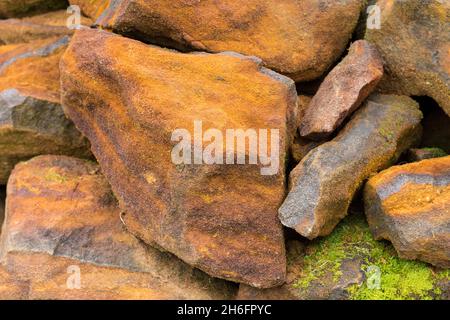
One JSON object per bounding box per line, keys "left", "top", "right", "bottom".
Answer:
{"left": 279, "top": 94, "right": 423, "bottom": 239}
{"left": 299, "top": 40, "right": 384, "bottom": 140}
{"left": 366, "top": 0, "right": 450, "bottom": 116}
{"left": 0, "top": 0, "right": 68, "bottom": 18}
{"left": 60, "top": 29, "right": 298, "bottom": 288}
{"left": 0, "top": 155, "right": 236, "bottom": 300}
{"left": 0, "top": 10, "right": 92, "bottom": 45}
{"left": 69, "top": 0, "right": 110, "bottom": 20}
{"left": 238, "top": 214, "right": 449, "bottom": 300}
{"left": 96, "top": 0, "right": 364, "bottom": 81}
{"left": 364, "top": 156, "right": 450, "bottom": 268}
{"left": 0, "top": 37, "right": 91, "bottom": 184}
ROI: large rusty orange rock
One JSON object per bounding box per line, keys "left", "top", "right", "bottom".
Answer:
{"left": 69, "top": 0, "right": 110, "bottom": 20}
{"left": 365, "top": 0, "right": 450, "bottom": 116}
{"left": 299, "top": 40, "right": 384, "bottom": 140}
{"left": 0, "top": 10, "right": 92, "bottom": 45}
{"left": 279, "top": 95, "right": 423, "bottom": 239}
{"left": 364, "top": 156, "right": 450, "bottom": 268}
{"left": 0, "top": 37, "right": 91, "bottom": 184}
{"left": 0, "top": 155, "right": 237, "bottom": 299}
{"left": 0, "top": 0, "right": 68, "bottom": 18}
{"left": 60, "top": 29, "right": 297, "bottom": 288}
{"left": 96, "top": 0, "right": 364, "bottom": 81}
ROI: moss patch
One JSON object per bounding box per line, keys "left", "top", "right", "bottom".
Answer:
{"left": 292, "top": 213, "right": 448, "bottom": 300}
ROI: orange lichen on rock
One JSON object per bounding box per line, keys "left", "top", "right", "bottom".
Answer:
{"left": 364, "top": 156, "right": 450, "bottom": 268}
{"left": 0, "top": 155, "right": 237, "bottom": 300}
{"left": 60, "top": 28, "right": 298, "bottom": 288}
{"left": 69, "top": 0, "right": 111, "bottom": 20}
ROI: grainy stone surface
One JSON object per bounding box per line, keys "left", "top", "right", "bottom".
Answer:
{"left": 69, "top": 0, "right": 110, "bottom": 20}
{"left": 0, "top": 155, "right": 237, "bottom": 300}
{"left": 0, "top": 37, "right": 91, "bottom": 184}
{"left": 0, "top": 0, "right": 68, "bottom": 18}
{"left": 279, "top": 95, "right": 423, "bottom": 239}
{"left": 96, "top": 0, "right": 364, "bottom": 81}
{"left": 299, "top": 40, "right": 384, "bottom": 140}
{"left": 366, "top": 0, "right": 450, "bottom": 116}
{"left": 60, "top": 29, "right": 298, "bottom": 288}
{"left": 364, "top": 156, "right": 450, "bottom": 268}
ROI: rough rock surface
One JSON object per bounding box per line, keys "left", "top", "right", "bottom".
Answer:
{"left": 0, "top": 187, "right": 4, "bottom": 231}
{"left": 69, "top": 0, "right": 110, "bottom": 20}
{"left": 365, "top": 0, "right": 450, "bottom": 116}
{"left": 96, "top": 0, "right": 364, "bottom": 81}
{"left": 407, "top": 148, "right": 447, "bottom": 163}
{"left": 0, "top": 155, "right": 237, "bottom": 300}
{"left": 0, "top": 10, "right": 92, "bottom": 45}
{"left": 60, "top": 29, "right": 298, "bottom": 288}
{"left": 0, "top": 0, "right": 68, "bottom": 18}
{"left": 364, "top": 156, "right": 450, "bottom": 268}
{"left": 0, "top": 37, "right": 91, "bottom": 184}
{"left": 238, "top": 214, "right": 449, "bottom": 300}
{"left": 299, "top": 40, "right": 384, "bottom": 140}
{"left": 279, "top": 94, "right": 423, "bottom": 239}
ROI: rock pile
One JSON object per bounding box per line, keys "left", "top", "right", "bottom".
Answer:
{"left": 0, "top": 0, "right": 448, "bottom": 300}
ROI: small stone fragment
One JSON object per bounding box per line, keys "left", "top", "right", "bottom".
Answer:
{"left": 299, "top": 40, "right": 384, "bottom": 140}
{"left": 407, "top": 148, "right": 447, "bottom": 163}
{"left": 96, "top": 0, "right": 364, "bottom": 81}
{"left": 0, "top": 155, "right": 237, "bottom": 300}
{"left": 364, "top": 156, "right": 450, "bottom": 268}
{"left": 0, "top": 37, "right": 91, "bottom": 184}
{"left": 279, "top": 94, "right": 423, "bottom": 239}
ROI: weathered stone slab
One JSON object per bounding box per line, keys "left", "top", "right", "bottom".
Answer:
{"left": 299, "top": 40, "right": 383, "bottom": 140}
{"left": 60, "top": 29, "right": 297, "bottom": 288}
{"left": 0, "top": 155, "right": 237, "bottom": 300}
{"left": 238, "top": 214, "right": 449, "bottom": 300}
{"left": 364, "top": 156, "right": 450, "bottom": 268}
{"left": 365, "top": 0, "right": 450, "bottom": 116}
{"left": 0, "top": 0, "right": 68, "bottom": 18}
{"left": 0, "top": 10, "right": 92, "bottom": 45}
{"left": 279, "top": 95, "right": 423, "bottom": 239}
{"left": 0, "top": 37, "right": 91, "bottom": 184}
{"left": 96, "top": 0, "right": 364, "bottom": 81}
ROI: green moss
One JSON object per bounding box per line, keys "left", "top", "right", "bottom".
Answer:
{"left": 420, "top": 147, "right": 447, "bottom": 158}
{"left": 292, "top": 214, "right": 449, "bottom": 300}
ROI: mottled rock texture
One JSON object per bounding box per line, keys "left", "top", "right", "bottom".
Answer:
{"left": 0, "top": 37, "right": 91, "bottom": 184}
{"left": 69, "top": 0, "right": 110, "bottom": 20}
{"left": 300, "top": 40, "right": 384, "bottom": 140}
{"left": 407, "top": 148, "right": 447, "bottom": 163}
{"left": 279, "top": 95, "right": 423, "bottom": 239}
{"left": 238, "top": 214, "right": 449, "bottom": 300}
{"left": 0, "top": 155, "right": 237, "bottom": 299}
{"left": 96, "top": 0, "right": 364, "bottom": 81}
{"left": 0, "top": 0, "right": 68, "bottom": 18}
{"left": 366, "top": 0, "right": 450, "bottom": 116}
{"left": 60, "top": 29, "right": 298, "bottom": 288}
{"left": 364, "top": 156, "right": 450, "bottom": 268}
{"left": 0, "top": 10, "right": 92, "bottom": 45}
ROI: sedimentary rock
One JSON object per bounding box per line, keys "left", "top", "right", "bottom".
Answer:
{"left": 299, "top": 40, "right": 384, "bottom": 140}
{"left": 407, "top": 148, "right": 447, "bottom": 163}
{"left": 96, "top": 0, "right": 364, "bottom": 81}
{"left": 0, "top": 155, "right": 237, "bottom": 300}
{"left": 0, "top": 0, "right": 68, "bottom": 18}
{"left": 238, "top": 214, "right": 449, "bottom": 300}
{"left": 279, "top": 94, "right": 423, "bottom": 239}
{"left": 0, "top": 37, "right": 91, "bottom": 184}
{"left": 69, "top": 0, "right": 109, "bottom": 20}
{"left": 365, "top": 0, "right": 450, "bottom": 116}
{"left": 60, "top": 29, "right": 297, "bottom": 288}
{"left": 364, "top": 156, "right": 450, "bottom": 268}
{"left": 0, "top": 10, "right": 92, "bottom": 45}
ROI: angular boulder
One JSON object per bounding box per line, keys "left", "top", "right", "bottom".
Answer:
{"left": 299, "top": 40, "right": 384, "bottom": 140}
{"left": 60, "top": 29, "right": 297, "bottom": 288}
{"left": 69, "top": 0, "right": 110, "bottom": 20}
{"left": 238, "top": 214, "right": 449, "bottom": 300}
{"left": 365, "top": 0, "right": 450, "bottom": 116}
{"left": 279, "top": 95, "right": 423, "bottom": 239}
{"left": 0, "top": 37, "right": 91, "bottom": 184}
{"left": 96, "top": 0, "right": 364, "bottom": 81}
{"left": 0, "top": 0, "right": 68, "bottom": 18}
{"left": 0, "top": 10, "right": 92, "bottom": 45}
{"left": 364, "top": 156, "right": 450, "bottom": 268}
{"left": 0, "top": 155, "right": 237, "bottom": 300}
